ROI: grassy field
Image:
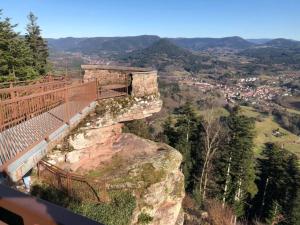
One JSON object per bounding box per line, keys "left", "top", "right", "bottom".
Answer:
{"left": 240, "top": 106, "right": 261, "bottom": 118}
{"left": 197, "top": 107, "right": 229, "bottom": 117}
{"left": 240, "top": 106, "right": 300, "bottom": 157}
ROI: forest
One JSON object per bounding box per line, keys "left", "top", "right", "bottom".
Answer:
{"left": 160, "top": 103, "right": 300, "bottom": 225}
{"left": 125, "top": 102, "right": 300, "bottom": 225}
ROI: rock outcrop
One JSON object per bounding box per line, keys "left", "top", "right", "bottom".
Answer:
{"left": 46, "top": 95, "right": 184, "bottom": 225}
{"left": 68, "top": 132, "right": 185, "bottom": 225}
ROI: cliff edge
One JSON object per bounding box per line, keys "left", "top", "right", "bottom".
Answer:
{"left": 45, "top": 95, "right": 185, "bottom": 225}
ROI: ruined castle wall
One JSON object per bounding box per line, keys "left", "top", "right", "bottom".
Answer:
{"left": 131, "top": 71, "right": 159, "bottom": 97}
{"left": 84, "top": 69, "right": 128, "bottom": 86}
{"left": 82, "top": 65, "right": 159, "bottom": 97}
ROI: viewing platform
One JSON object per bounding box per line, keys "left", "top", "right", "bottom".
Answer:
{"left": 0, "top": 65, "right": 159, "bottom": 182}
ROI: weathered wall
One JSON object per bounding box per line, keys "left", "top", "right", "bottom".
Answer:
{"left": 84, "top": 69, "right": 128, "bottom": 85}
{"left": 131, "top": 71, "right": 159, "bottom": 97}
{"left": 81, "top": 65, "right": 159, "bottom": 97}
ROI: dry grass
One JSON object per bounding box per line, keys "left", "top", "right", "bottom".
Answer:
{"left": 206, "top": 200, "right": 236, "bottom": 225}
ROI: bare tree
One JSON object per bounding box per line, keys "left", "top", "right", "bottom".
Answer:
{"left": 198, "top": 109, "right": 224, "bottom": 202}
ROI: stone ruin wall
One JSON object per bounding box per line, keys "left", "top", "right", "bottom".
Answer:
{"left": 84, "top": 69, "right": 128, "bottom": 86}
{"left": 131, "top": 71, "right": 158, "bottom": 97}
{"left": 82, "top": 65, "right": 159, "bottom": 97}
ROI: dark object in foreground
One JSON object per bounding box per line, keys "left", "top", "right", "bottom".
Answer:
{"left": 0, "top": 184, "right": 103, "bottom": 225}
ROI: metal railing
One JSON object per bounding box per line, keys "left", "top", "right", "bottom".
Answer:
{"left": 37, "top": 160, "right": 108, "bottom": 203}
{"left": 98, "top": 84, "right": 129, "bottom": 100}
{"left": 0, "top": 81, "right": 97, "bottom": 131}
{"left": 0, "top": 76, "right": 130, "bottom": 171}
{"left": 0, "top": 81, "right": 97, "bottom": 169}
{"left": 0, "top": 81, "right": 71, "bottom": 101}
{"left": 86, "top": 77, "right": 130, "bottom": 100}
{"left": 0, "top": 75, "right": 69, "bottom": 89}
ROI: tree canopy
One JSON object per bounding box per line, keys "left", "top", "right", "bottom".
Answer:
{"left": 0, "top": 10, "right": 48, "bottom": 82}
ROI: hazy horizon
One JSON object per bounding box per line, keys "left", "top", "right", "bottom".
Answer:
{"left": 45, "top": 35, "right": 298, "bottom": 42}
{"left": 2, "top": 0, "right": 300, "bottom": 40}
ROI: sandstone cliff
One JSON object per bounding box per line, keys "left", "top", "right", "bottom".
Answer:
{"left": 46, "top": 95, "right": 185, "bottom": 225}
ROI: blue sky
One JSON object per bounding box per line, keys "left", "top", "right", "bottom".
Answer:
{"left": 1, "top": 0, "right": 300, "bottom": 40}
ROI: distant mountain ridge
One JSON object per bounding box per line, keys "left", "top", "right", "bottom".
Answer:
{"left": 239, "top": 38, "right": 300, "bottom": 66}
{"left": 47, "top": 36, "right": 300, "bottom": 61}
{"left": 169, "top": 36, "right": 254, "bottom": 50}
{"left": 263, "top": 38, "right": 300, "bottom": 48}
{"left": 47, "top": 35, "right": 256, "bottom": 54}
{"left": 246, "top": 39, "right": 272, "bottom": 44}
{"left": 47, "top": 35, "right": 160, "bottom": 54}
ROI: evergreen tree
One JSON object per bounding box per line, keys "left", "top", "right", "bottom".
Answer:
{"left": 163, "top": 102, "right": 200, "bottom": 191}
{"left": 250, "top": 143, "right": 300, "bottom": 224}
{"left": 215, "top": 109, "right": 257, "bottom": 219}
{"left": 25, "top": 12, "right": 48, "bottom": 75}
{"left": 0, "top": 10, "right": 37, "bottom": 81}
{"left": 290, "top": 188, "right": 300, "bottom": 225}
{"left": 162, "top": 116, "right": 178, "bottom": 146}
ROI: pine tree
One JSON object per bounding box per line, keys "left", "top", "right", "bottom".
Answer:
{"left": 25, "top": 12, "right": 48, "bottom": 75}
{"left": 215, "top": 108, "right": 257, "bottom": 219}
{"left": 0, "top": 10, "right": 37, "bottom": 81}
{"left": 290, "top": 188, "right": 300, "bottom": 225}
{"left": 250, "top": 143, "right": 300, "bottom": 224}
{"left": 265, "top": 201, "right": 284, "bottom": 225}
{"left": 163, "top": 102, "right": 200, "bottom": 191}
{"left": 163, "top": 116, "right": 178, "bottom": 146}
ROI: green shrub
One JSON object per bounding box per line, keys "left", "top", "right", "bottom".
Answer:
{"left": 70, "top": 191, "right": 136, "bottom": 225}
{"left": 31, "top": 184, "right": 136, "bottom": 225}
{"left": 137, "top": 213, "right": 153, "bottom": 224}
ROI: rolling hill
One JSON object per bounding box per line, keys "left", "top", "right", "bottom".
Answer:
{"left": 263, "top": 38, "right": 300, "bottom": 48}
{"left": 47, "top": 35, "right": 256, "bottom": 54}
{"left": 246, "top": 39, "right": 272, "bottom": 44}
{"left": 119, "top": 39, "right": 213, "bottom": 72}
{"left": 239, "top": 38, "right": 300, "bottom": 66}
{"left": 47, "top": 35, "right": 160, "bottom": 54}
{"left": 47, "top": 35, "right": 300, "bottom": 68}
{"left": 168, "top": 36, "right": 254, "bottom": 50}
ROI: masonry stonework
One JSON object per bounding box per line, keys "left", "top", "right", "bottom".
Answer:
{"left": 131, "top": 71, "right": 158, "bottom": 97}
{"left": 83, "top": 68, "right": 128, "bottom": 85}
{"left": 81, "top": 65, "right": 159, "bottom": 97}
